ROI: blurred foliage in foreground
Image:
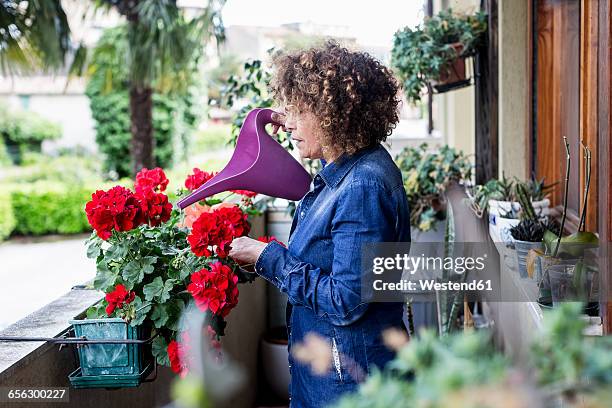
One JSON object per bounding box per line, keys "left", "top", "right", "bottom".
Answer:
{"left": 335, "top": 302, "right": 611, "bottom": 408}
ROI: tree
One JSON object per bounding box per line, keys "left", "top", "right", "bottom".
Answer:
{"left": 1, "top": 0, "right": 226, "bottom": 175}
{"left": 0, "top": 0, "right": 70, "bottom": 73}
{"left": 92, "top": 0, "right": 226, "bottom": 174}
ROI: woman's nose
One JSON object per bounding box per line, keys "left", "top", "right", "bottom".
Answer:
{"left": 285, "top": 117, "right": 297, "bottom": 132}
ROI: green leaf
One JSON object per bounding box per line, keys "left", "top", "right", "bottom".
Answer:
{"left": 152, "top": 336, "right": 171, "bottom": 367}
{"left": 544, "top": 230, "right": 599, "bottom": 256}
{"left": 561, "top": 231, "right": 599, "bottom": 245}
{"left": 143, "top": 277, "right": 164, "bottom": 301}
{"left": 93, "top": 263, "right": 119, "bottom": 291}
{"left": 86, "top": 302, "right": 106, "bottom": 319}
{"left": 543, "top": 229, "right": 559, "bottom": 251}
{"left": 106, "top": 241, "right": 128, "bottom": 261}
{"left": 151, "top": 304, "right": 169, "bottom": 329}
{"left": 130, "top": 296, "right": 151, "bottom": 327}
{"left": 142, "top": 256, "right": 157, "bottom": 274}
{"left": 86, "top": 239, "right": 102, "bottom": 259}
{"left": 166, "top": 299, "right": 186, "bottom": 331}
{"left": 122, "top": 260, "right": 145, "bottom": 288}
{"left": 161, "top": 279, "right": 174, "bottom": 303}
{"left": 143, "top": 277, "right": 174, "bottom": 303}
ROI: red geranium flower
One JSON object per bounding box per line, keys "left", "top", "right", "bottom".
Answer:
{"left": 105, "top": 284, "right": 135, "bottom": 316}
{"left": 187, "top": 204, "right": 250, "bottom": 258}
{"left": 230, "top": 189, "right": 257, "bottom": 198}
{"left": 135, "top": 167, "right": 169, "bottom": 194}
{"left": 216, "top": 205, "right": 250, "bottom": 237}
{"left": 187, "top": 211, "right": 223, "bottom": 257}
{"left": 85, "top": 186, "right": 146, "bottom": 240}
{"left": 207, "top": 325, "right": 221, "bottom": 351}
{"left": 137, "top": 189, "right": 172, "bottom": 227}
{"left": 185, "top": 168, "right": 216, "bottom": 191}
{"left": 187, "top": 261, "right": 239, "bottom": 317}
{"left": 257, "top": 235, "right": 287, "bottom": 247}
{"left": 168, "top": 339, "right": 189, "bottom": 377}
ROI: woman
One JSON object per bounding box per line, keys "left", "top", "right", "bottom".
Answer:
{"left": 229, "top": 40, "right": 411, "bottom": 407}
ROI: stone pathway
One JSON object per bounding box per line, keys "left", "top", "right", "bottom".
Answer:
{"left": 0, "top": 235, "right": 96, "bottom": 330}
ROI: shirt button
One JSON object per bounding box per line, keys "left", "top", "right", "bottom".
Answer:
{"left": 300, "top": 211, "right": 305, "bottom": 218}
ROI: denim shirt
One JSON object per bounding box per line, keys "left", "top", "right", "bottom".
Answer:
{"left": 255, "top": 143, "right": 411, "bottom": 408}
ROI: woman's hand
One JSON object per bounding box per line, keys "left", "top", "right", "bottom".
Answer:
{"left": 228, "top": 236, "right": 268, "bottom": 266}
{"left": 271, "top": 110, "right": 287, "bottom": 135}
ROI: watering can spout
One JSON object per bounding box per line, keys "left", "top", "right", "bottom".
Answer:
{"left": 177, "top": 108, "right": 312, "bottom": 209}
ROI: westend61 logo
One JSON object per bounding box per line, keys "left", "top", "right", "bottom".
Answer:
{"left": 372, "top": 253, "right": 488, "bottom": 275}
{"left": 361, "top": 243, "right": 504, "bottom": 301}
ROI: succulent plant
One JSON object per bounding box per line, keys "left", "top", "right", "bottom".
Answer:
{"left": 510, "top": 219, "right": 545, "bottom": 242}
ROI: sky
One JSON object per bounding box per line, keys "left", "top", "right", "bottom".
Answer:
{"left": 221, "top": 0, "right": 426, "bottom": 48}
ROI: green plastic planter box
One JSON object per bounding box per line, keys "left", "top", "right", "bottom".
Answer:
{"left": 69, "top": 318, "right": 147, "bottom": 377}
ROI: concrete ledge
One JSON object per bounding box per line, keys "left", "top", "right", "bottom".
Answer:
{"left": 0, "top": 286, "right": 102, "bottom": 377}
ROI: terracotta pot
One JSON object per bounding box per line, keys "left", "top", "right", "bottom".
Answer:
{"left": 434, "top": 43, "right": 467, "bottom": 85}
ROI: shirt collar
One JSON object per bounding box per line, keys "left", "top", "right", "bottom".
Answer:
{"left": 318, "top": 144, "right": 379, "bottom": 187}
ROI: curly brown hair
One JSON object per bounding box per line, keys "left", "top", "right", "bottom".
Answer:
{"left": 269, "top": 40, "right": 401, "bottom": 158}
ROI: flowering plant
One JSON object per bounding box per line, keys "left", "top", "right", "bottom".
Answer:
{"left": 84, "top": 167, "right": 261, "bottom": 375}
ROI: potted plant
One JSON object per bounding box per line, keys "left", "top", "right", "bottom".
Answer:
{"left": 329, "top": 303, "right": 611, "bottom": 408}
{"left": 70, "top": 167, "right": 262, "bottom": 388}
{"left": 527, "top": 138, "right": 599, "bottom": 310}
{"left": 395, "top": 143, "right": 472, "bottom": 241}
{"left": 391, "top": 9, "right": 487, "bottom": 103}
{"left": 507, "top": 183, "right": 548, "bottom": 278}
{"left": 470, "top": 173, "right": 552, "bottom": 245}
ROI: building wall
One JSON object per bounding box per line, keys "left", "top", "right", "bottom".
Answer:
{"left": 1, "top": 93, "right": 97, "bottom": 153}
{"left": 433, "top": 0, "right": 530, "bottom": 179}
{"left": 498, "top": 0, "right": 529, "bottom": 179}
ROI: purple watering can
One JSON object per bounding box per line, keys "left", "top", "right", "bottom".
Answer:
{"left": 177, "top": 108, "right": 312, "bottom": 209}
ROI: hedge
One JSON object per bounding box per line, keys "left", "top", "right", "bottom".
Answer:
{"left": 0, "top": 178, "right": 137, "bottom": 240}
{"left": 4, "top": 182, "right": 93, "bottom": 236}
{"left": 0, "top": 189, "right": 16, "bottom": 241}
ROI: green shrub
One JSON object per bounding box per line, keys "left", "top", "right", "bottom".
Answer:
{"left": 86, "top": 26, "right": 201, "bottom": 178}
{"left": 193, "top": 124, "right": 231, "bottom": 152}
{"left": 395, "top": 143, "right": 472, "bottom": 231}
{"left": 0, "top": 137, "right": 11, "bottom": 166}
{"left": 0, "top": 189, "right": 16, "bottom": 241}
{"left": 0, "top": 103, "right": 62, "bottom": 164}
{"left": 5, "top": 182, "right": 93, "bottom": 235}
{"left": 2, "top": 155, "right": 102, "bottom": 184}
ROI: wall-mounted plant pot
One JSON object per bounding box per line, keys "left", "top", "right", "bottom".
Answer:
{"left": 432, "top": 43, "right": 470, "bottom": 93}
{"left": 68, "top": 318, "right": 153, "bottom": 388}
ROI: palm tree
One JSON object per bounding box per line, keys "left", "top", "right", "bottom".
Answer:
{"left": 0, "top": 0, "right": 70, "bottom": 73}
{"left": 1, "top": 0, "right": 226, "bottom": 174}
{"left": 96, "top": 0, "right": 225, "bottom": 173}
